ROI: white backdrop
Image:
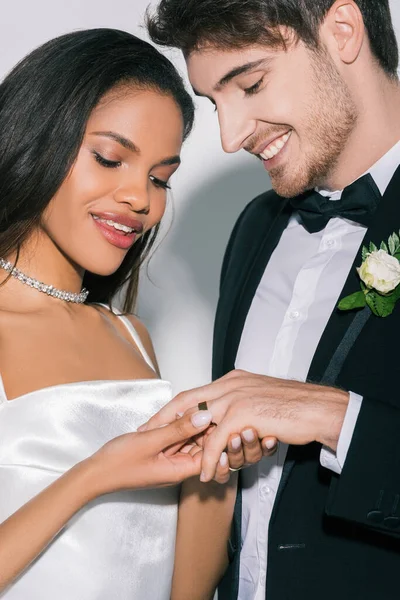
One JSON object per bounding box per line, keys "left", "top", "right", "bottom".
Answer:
{"left": 1, "top": 1, "right": 400, "bottom": 395}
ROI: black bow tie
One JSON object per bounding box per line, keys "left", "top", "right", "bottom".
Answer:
{"left": 290, "top": 173, "right": 381, "bottom": 234}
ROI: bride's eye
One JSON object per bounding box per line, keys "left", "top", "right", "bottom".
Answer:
{"left": 93, "top": 152, "right": 121, "bottom": 169}
{"left": 150, "top": 175, "right": 171, "bottom": 190}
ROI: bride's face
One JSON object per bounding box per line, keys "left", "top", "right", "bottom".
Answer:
{"left": 41, "top": 86, "right": 184, "bottom": 276}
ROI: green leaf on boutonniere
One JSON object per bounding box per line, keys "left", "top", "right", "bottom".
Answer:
{"left": 380, "top": 241, "right": 389, "bottom": 252}
{"left": 389, "top": 232, "right": 400, "bottom": 256}
{"left": 369, "top": 241, "right": 378, "bottom": 253}
{"left": 365, "top": 290, "right": 397, "bottom": 317}
{"left": 361, "top": 246, "right": 369, "bottom": 262}
{"left": 338, "top": 290, "right": 367, "bottom": 311}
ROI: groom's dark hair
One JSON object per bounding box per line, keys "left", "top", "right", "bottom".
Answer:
{"left": 147, "top": 0, "right": 398, "bottom": 78}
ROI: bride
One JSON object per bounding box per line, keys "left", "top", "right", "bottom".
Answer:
{"left": 0, "top": 28, "right": 237, "bottom": 599}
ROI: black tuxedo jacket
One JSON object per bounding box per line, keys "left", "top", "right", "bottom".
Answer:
{"left": 215, "top": 166, "right": 400, "bottom": 600}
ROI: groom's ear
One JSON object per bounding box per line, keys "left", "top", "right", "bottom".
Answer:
{"left": 320, "top": 0, "right": 365, "bottom": 66}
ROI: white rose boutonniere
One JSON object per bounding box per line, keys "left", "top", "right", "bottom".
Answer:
{"left": 338, "top": 231, "right": 400, "bottom": 317}
{"left": 358, "top": 250, "right": 400, "bottom": 293}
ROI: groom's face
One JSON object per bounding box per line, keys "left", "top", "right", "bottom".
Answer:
{"left": 187, "top": 37, "right": 358, "bottom": 197}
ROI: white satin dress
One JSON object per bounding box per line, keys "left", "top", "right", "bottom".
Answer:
{"left": 0, "top": 313, "right": 178, "bottom": 599}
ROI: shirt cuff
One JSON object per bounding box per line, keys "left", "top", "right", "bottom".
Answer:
{"left": 320, "top": 392, "right": 363, "bottom": 475}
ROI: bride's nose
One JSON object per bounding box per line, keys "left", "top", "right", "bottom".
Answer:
{"left": 114, "top": 183, "right": 150, "bottom": 215}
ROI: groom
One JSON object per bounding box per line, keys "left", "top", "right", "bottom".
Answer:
{"left": 146, "top": 1, "right": 400, "bottom": 598}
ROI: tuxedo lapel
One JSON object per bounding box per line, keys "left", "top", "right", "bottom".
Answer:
{"left": 218, "top": 196, "right": 292, "bottom": 375}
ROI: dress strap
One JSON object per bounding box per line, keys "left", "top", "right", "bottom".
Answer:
{"left": 96, "top": 304, "right": 156, "bottom": 373}
{"left": 117, "top": 314, "right": 156, "bottom": 372}
{"left": 0, "top": 373, "right": 7, "bottom": 403}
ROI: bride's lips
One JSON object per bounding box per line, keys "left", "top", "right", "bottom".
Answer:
{"left": 91, "top": 212, "right": 144, "bottom": 250}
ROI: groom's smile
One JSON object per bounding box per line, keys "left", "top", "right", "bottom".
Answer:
{"left": 257, "top": 129, "right": 292, "bottom": 162}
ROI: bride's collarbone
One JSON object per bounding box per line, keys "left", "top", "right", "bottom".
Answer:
{"left": 0, "top": 308, "right": 157, "bottom": 401}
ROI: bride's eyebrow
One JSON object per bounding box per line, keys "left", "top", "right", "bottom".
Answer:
{"left": 157, "top": 155, "right": 181, "bottom": 166}
{"left": 90, "top": 131, "right": 140, "bottom": 153}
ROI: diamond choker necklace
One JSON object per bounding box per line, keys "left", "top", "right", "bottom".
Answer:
{"left": 0, "top": 258, "right": 89, "bottom": 304}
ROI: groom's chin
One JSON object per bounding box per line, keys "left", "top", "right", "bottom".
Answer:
{"left": 269, "top": 173, "right": 309, "bottom": 199}
{"left": 269, "top": 164, "right": 326, "bottom": 199}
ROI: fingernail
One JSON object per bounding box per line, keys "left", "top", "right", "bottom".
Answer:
{"left": 191, "top": 410, "right": 212, "bottom": 428}
{"left": 219, "top": 452, "right": 228, "bottom": 467}
{"left": 242, "top": 429, "right": 255, "bottom": 443}
{"left": 137, "top": 424, "right": 147, "bottom": 432}
{"left": 231, "top": 436, "right": 241, "bottom": 450}
{"left": 265, "top": 439, "right": 276, "bottom": 450}
{"left": 200, "top": 471, "right": 207, "bottom": 482}
{"left": 176, "top": 412, "right": 184, "bottom": 418}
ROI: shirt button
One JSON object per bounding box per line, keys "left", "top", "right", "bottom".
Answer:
{"left": 260, "top": 485, "right": 272, "bottom": 498}
{"left": 289, "top": 310, "right": 300, "bottom": 320}
{"left": 325, "top": 238, "right": 336, "bottom": 249}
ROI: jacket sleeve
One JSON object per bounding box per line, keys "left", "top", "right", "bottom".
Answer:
{"left": 326, "top": 394, "right": 400, "bottom": 536}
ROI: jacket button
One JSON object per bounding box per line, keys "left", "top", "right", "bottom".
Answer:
{"left": 383, "top": 516, "right": 400, "bottom": 529}
{"left": 367, "top": 510, "right": 384, "bottom": 523}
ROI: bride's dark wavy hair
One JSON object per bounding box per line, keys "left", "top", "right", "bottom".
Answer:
{"left": 0, "top": 28, "right": 194, "bottom": 312}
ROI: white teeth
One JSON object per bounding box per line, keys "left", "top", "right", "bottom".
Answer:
{"left": 92, "top": 215, "right": 135, "bottom": 234}
{"left": 260, "top": 130, "right": 292, "bottom": 161}
{"left": 269, "top": 145, "right": 279, "bottom": 156}
{"left": 105, "top": 219, "right": 133, "bottom": 233}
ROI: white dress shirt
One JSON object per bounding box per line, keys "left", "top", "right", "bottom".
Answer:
{"left": 235, "top": 140, "right": 400, "bottom": 600}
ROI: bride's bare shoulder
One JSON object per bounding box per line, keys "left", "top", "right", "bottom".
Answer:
{"left": 94, "top": 305, "right": 160, "bottom": 375}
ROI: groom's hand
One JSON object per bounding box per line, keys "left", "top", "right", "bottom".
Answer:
{"left": 194, "top": 370, "right": 349, "bottom": 481}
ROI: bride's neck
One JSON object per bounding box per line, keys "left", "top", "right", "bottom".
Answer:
{"left": 0, "top": 230, "right": 84, "bottom": 310}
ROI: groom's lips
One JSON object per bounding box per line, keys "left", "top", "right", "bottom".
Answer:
{"left": 250, "top": 130, "right": 292, "bottom": 157}
{"left": 247, "top": 130, "right": 292, "bottom": 172}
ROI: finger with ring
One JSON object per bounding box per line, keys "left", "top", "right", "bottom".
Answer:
{"left": 226, "top": 433, "right": 245, "bottom": 470}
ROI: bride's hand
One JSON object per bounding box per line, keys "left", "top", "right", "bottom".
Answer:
{"left": 86, "top": 410, "right": 213, "bottom": 496}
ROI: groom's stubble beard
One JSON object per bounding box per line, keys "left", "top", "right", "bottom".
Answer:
{"left": 268, "top": 48, "right": 359, "bottom": 198}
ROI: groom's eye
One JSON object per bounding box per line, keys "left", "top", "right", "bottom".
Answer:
{"left": 243, "top": 78, "right": 264, "bottom": 97}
